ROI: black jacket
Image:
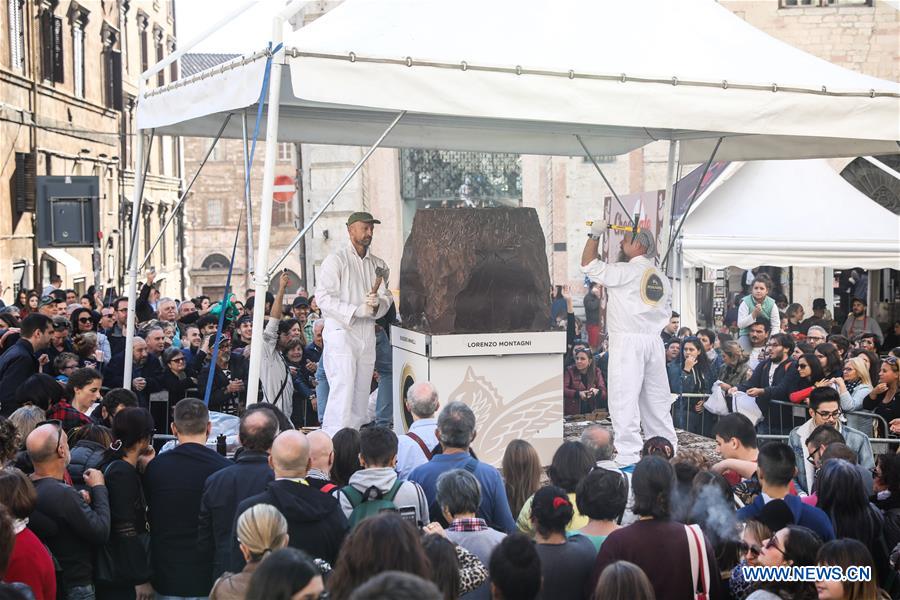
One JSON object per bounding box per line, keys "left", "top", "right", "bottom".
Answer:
{"left": 197, "top": 450, "right": 273, "bottom": 579}
{"left": 143, "top": 442, "right": 230, "bottom": 596}
{"left": 67, "top": 440, "right": 108, "bottom": 488}
{"left": 103, "top": 458, "right": 152, "bottom": 586}
{"left": 28, "top": 477, "right": 110, "bottom": 589}
{"left": 0, "top": 338, "right": 38, "bottom": 416}
{"left": 197, "top": 354, "right": 248, "bottom": 412}
{"left": 103, "top": 353, "right": 162, "bottom": 407}
{"left": 232, "top": 479, "right": 348, "bottom": 571}
{"left": 739, "top": 358, "right": 800, "bottom": 434}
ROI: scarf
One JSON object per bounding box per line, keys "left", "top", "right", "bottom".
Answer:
{"left": 846, "top": 379, "right": 861, "bottom": 395}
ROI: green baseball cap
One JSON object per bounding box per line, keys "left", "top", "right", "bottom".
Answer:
{"left": 346, "top": 211, "right": 381, "bottom": 226}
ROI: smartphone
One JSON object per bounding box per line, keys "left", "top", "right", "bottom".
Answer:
{"left": 399, "top": 506, "right": 418, "bottom": 525}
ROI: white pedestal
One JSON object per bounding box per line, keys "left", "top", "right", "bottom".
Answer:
{"left": 391, "top": 326, "right": 566, "bottom": 467}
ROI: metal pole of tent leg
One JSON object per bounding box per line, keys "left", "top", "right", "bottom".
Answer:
{"left": 245, "top": 25, "right": 286, "bottom": 407}
{"left": 659, "top": 140, "right": 680, "bottom": 273}
{"left": 242, "top": 110, "right": 255, "bottom": 281}
{"left": 123, "top": 128, "right": 153, "bottom": 389}
{"left": 661, "top": 137, "right": 723, "bottom": 271}
{"left": 267, "top": 111, "right": 406, "bottom": 277}
{"left": 140, "top": 114, "right": 232, "bottom": 270}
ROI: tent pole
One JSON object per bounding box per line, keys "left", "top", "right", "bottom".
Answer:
{"left": 123, "top": 125, "right": 154, "bottom": 389}
{"left": 245, "top": 20, "right": 287, "bottom": 407}
{"left": 660, "top": 140, "right": 680, "bottom": 274}
{"left": 139, "top": 114, "right": 231, "bottom": 270}
{"left": 575, "top": 135, "right": 636, "bottom": 229}
{"left": 661, "top": 137, "right": 723, "bottom": 271}
{"left": 267, "top": 110, "right": 406, "bottom": 277}
{"left": 242, "top": 110, "right": 255, "bottom": 284}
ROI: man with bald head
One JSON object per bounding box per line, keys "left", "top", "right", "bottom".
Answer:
{"left": 396, "top": 381, "right": 441, "bottom": 480}
{"left": 27, "top": 423, "right": 110, "bottom": 598}
{"left": 102, "top": 336, "right": 159, "bottom": 405}
{"left": 143, "top": 398, "right": 231, "bottom": 598}
{"left": 306, "top": 429, "right": 336, "bottom": 491}
{"left": 234, "top": 430, "right": 348, "bottom": 568}
{"left": 199, "top": 406, "right": 279, "bottom": 579}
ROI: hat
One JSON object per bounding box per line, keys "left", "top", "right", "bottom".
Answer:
{"left": 851, "top": 296, "right": 867, "bottom": 306}
{"left": 346, "top": 211, "right": 381, "bottom": 226}
{"left": 292, "top": 297, "right": 310, "bottom": 309}
{"left": 812, "top": 298, "right": 827, "bottom": 310}
{"left": 39, "top": 295, "right": 56, "bottom": 308}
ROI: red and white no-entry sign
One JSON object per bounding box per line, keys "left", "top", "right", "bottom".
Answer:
{"left": 273, "top": 175, "right": 295, "bottom": 203}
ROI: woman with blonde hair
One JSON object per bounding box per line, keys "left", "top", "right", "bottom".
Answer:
{"left": 501, "top": 439, "right": 542, "bottom": 519}
{"left": 834, "top": 356, "right": 873, "bottom": 434}
{"left": 210, "top": 504, "right": 289, "bottom": 600}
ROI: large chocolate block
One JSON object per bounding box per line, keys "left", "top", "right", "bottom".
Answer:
{"left": 399, "top": 208, "right": 551, "bottom": 334}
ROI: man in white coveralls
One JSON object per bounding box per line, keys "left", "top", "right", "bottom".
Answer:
{"left": 315, "top": 212, "right": 393, "bottom": 435}
{"left": 580, "top": 219, "right": 677, "bottom": 466}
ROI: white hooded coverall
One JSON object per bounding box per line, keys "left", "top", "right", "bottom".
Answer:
{"left": 315, "top": 242, "right": 392, "bottom": 435}
{"left": 582, "top": 255, "right": 677, "bottom": 465}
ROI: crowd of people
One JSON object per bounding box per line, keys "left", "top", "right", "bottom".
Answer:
{"left": 0, "top": 244, "right": 898, "bottom": 600}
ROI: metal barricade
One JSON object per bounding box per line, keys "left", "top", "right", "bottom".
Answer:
{"left": 670, "top": 393, "right": 715, "bottom": 438}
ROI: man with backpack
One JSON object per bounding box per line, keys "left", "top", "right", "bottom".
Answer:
{"left": 335, "top": 426, "right": 430, "bottom": 528}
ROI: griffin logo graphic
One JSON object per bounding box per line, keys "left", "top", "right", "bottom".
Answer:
{"left": 448, "top": 366, "right": 561, "bottom": 461}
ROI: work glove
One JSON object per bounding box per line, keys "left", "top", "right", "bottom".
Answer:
{"left": 589, "top": 218, "right": 607, "bottom": 240}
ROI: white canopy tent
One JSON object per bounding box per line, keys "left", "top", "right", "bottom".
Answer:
{"left": 127, "top": 0, "right": 900, "bottom": 401}
{"left": 681, "top": 160, "right": 900, "bottom": 270}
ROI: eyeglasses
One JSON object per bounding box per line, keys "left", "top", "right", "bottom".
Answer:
{"left": 738, "top": 542, "right": 761, "bottom": 558}
{"left": 814, "top": 409, "right": 842, "bottom": 419}
{"left": 36, "top": 419, "right": 63, "bottom": 453}
{"left": 764, "top": 537, "right": 786, "bottom": 557}
{"left": 807, "top": 336, "right": 825, "bottom": 342}
{"left": 169, "top": 357, "right": 185, "bottom": 364}
{"left": 77, "top": 317, "right": 93, "bottom": 324}
{"left": 101, "top": 312, "right": 114, "bottom": 318}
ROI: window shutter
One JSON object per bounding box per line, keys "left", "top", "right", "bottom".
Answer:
{"left": 41, "top": 11, "right": 53, "bottom": 80}
{"left": 52, "top": 16, "right": 65, "bottom": 83}
{"left": 14, "top": 153, "right": 36, "bottom": 213}
{"left": 110, "top": 50, "right": 123, "bottom": 110}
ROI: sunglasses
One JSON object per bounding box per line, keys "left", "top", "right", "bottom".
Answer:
{"left": 886, "top": 356, "right": 898, "bottom": 366}
{"left": 36, "top": 419, "right": 63, "bottom": 453}
{"left": 764, "top": 537, "right": 786, "bottom": 557}
{"left": 169, "top": 357, "right": 185, "bottom": 364}
{"left": 738, "top": 542, "right": 761, "bottom": 558}
{"left": 78, "top": 317, "right": 93, "bottom": 324}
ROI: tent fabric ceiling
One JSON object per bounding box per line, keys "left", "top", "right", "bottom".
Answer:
{"left": 138, "top": 0, "right": 899, "bottom": 161}
{"left": 680, "top": 160, "right": 900, "bottom": 270}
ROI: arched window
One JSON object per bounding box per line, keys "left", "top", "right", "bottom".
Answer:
{"left": 269, "top": 269, "right": 301, "bottom": 294}
{"left": 201, "top": 253, "right": 230, "bottom": 270}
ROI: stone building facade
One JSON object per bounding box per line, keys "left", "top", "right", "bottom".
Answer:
{"left": 0, "top": 0, "right": 182, "bottom": 303}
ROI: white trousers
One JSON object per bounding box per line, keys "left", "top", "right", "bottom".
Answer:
{"left": 321, "top": 324, "right": 376, "bottom": 435}
{"left": 608, "top": 332, "right": 678, "bottom": 465}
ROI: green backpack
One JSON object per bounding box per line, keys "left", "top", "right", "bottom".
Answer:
{"left": 342, "top": 479, "right": 405, "bottom": 529}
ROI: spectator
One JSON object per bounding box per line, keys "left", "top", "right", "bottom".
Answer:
{"left": 47, "top": 368, "right": 101, "bottom": 433}
{"left": 736, "top": 442, "right": 835, "bottom": 541}
{"left": 0, "top": 469, "right": 55, "bottom": 600}
{"left": 815, "top": 459, "right": 891, "bottom": 587}
{"left": 872, "top": 453, "right": 900, "bottom": 519}
{"left": 737, "top": 275, "right": 780, "bottom": 352}
{"left": 593, "top": 561, "right": 655, "bottom": 600}
{"left": 814, "top": 343, "right": 842, "bottom": 379}
{"left": 421, "top": 535, "right": 461, "bottom": 600}
{"left": 438, "top": 469, "right": 505, "bottom": 600}
{"left": 327, "top": 513, "right": 431, "bottom": 600}
{"left": 739, "top": 332, "right": 799, "bottom": 434}
{"left": 199, "top": 407, "right": 278, "bottom": 579}
{"left": 198, "top": 336, "right": 247, "bottom": 413}
{"left": 8, "top": 406, "right": 46, "bottom": 449}
{"left": 828, "top": 334, "right": 852, "bottom": 361}
{"left": 348, "top": 571, "right": 442, "bottom": 600}
{"left": 40, "top": 317, "right": 74, "bottom": 374}
{"left": 27, "top": 422, "right": 110, "bottom": 599}
{"left": 331, "top": 428, "right": 362, "bottom": 488}
{"left": 516, "top": 441, "right": 593, "bottom": 535}
{"left": 583, "top": 283, "right": 601, "bottom": 350}
{"left": 745, "top": 320, "right": 770, "bottom": 371}
{"left": 409, "top": 402, "right": 516, "bottom": 533}
{"left": 89, "top": 388, "right": 138, "bottom": 428}
{"left": 155, "top": 347, "right": 197, "bottom": 405}
{"left": 179, "top": 325, "right": 202, "bottom": 364}
{"left": 94, "top": 408, "right": 155, "bottom": 600}
{"left": 102, "top": 337, "right": 152, "bottom": 398}
{"left": 283, "top": 337, "right": 315, "bottom": 428}
{"left": 66, "top": 424, "right": 113, "bottom": 488}
{"left": 231, "top": 316, "right": 253, "bottom": 351}
{"left": 488, "top": 533, "right": 542, "bottom": 600}
{"left": 581, "top": 425, "right": 635, "bottom": 524}
{"left": 53, "top": 352, "right": 79, "bottom": 383}
{"left": 143, "top": 398, "right": 230, "bottom": 599}
{"left": 697, "top": 328, "right": 724, "bottom": 374}
{"left": 501, "top": 439, "right": 542, "bottom": 520}
{"left": 748, "top": 525, "right": 822, "bottom": 600}
{"left": 677, "top": 326, "right": 693, "bottom": 338}
{"left": 210, "top": 503, "right": 289, "bottom": 600}
{"left": 70, "top": 308, "right": 111, "bottom": 363}
{"left": 863, "top": 357, "right": 899, "bottom": 438}
{"left": 716, "top": 340, "right": 752, "bottom": 397}
{"left": 856, "top": 332, "right": 880, "bottom": 354}
{"left": 800, "top": 299, "right": 830, "bottom": 335}
{"left": 661, "top": 312, "right": 680, "bottom": 345}
{"left": 305, "top": 430, "right": 336, "bottom": 491}
{"left": 788, "top": 352, "right": 827, "bottom": 405}
{"left": 712, "top": 413, "right": 760, "bottom": 489}
{"left": 0, "top": 314, "right": 53, "bottom": 417}
{"left": 883, "top": 320, "right": 900, "bottom": 351}
{"left": 573, "top": 468, "right": 627, "bottom": 552}
{"left": 834, "top": 356, "right": 873, "bottom": 434}
{"left": 234, "top": 430, "right": 348, "bottom": 567}
{"left": 563, "top": 348, "right": 606, "bottom": 415}
{"left": 791, "top": 387, "right": 874, "bottom": 494}
{"left": 396, "top": 382, "right": 440, "bottom": 481}
{"left": 260, "top": 274, "right": 293, "bottom": 420}
{"left": 673, "top": 336, "right": 715, "bottom": 435}
{"left": 590, "top": 456, "right": 722, "bottom": 599}
{"left": 815, "top": 538, "right": 888, "bottom": 600}
{"left": 336, "top": 426, "right": 429, "bottom": 527}
{"left": 139, "top": 326, "right": 166, "bottom": 384}
{"left": 841, "top": 297, "right": 883, "bottom": 345}
{"left": 245, "top": 547, "right": 325, "bottom": 600}
{"left": 783, "top": 303, "right": 805, "bottom": 334}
